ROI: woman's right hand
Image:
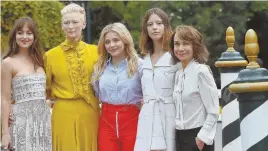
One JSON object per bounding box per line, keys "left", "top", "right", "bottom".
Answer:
{"left": 1, "top": 133, "right": 11, "bottom": 149}
{"left": 136, "top": 99, "right": 144, "bottom": 109}
{"left": 46, "top": 99, "right": 54, "bottom": 108}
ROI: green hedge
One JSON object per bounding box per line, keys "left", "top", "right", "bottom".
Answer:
{"left": 1, "top": 1, "right": 65, "bottom": 53}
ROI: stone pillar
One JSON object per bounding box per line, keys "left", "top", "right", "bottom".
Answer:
{"left": 215, "top": 27, "right": 247, "bottom": 151}
{"left": 229, "top": 29, "right": 268, "bottom": 151}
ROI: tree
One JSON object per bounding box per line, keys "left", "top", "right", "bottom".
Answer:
{"left": 90, "top": 1, "right": 152, "bottom": 48}
{"left": 1, "top": 1, "right": 65, "bottom": 53}
{"left": 2, "top": 1, "right": 267, "bottom": 83}
{"left": 88, "top": 1, "right": 268, "bottom": 87}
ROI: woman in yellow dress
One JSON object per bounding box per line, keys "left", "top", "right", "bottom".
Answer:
{"left": 44, "top": 3, "right": 99, "bottom": 151}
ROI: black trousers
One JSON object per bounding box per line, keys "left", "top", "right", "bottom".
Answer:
{"left": 176, "top": 127, "right": 214, "bottom": 151}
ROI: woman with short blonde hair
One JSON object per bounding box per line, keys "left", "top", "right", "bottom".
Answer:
{"left": 44, "top": 3, "right": 99, "bottom": 151}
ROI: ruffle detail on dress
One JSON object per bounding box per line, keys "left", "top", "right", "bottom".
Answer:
{"left": 61, "top": 40, "right": 87, "bottom": 99}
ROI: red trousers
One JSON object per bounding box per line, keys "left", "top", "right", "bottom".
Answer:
{"left": 98, "top": 103, "right": 140, "bottom": 151}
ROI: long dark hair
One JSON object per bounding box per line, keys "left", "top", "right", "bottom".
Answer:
{"left": 139, "top": 8, "right": 173, "bottom": 55}
{"left": 3, "top": 17, "right": 44, "bottom": 70}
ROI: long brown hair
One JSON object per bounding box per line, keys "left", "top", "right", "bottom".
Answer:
{"left": 3, "top": 17, "right": 44, "bottom": 70}
{"left": 140, "top": 8, "right": 173, "bottom": 55}
{"left": 170, "top": 25, "right": 209, "bottom": 64}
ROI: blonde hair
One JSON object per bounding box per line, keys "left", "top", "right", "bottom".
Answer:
{"left": 61, "top": 3, "right": 86, "bottom": 21}
{"left": 140, "top": 8, "right": 173, "bottom": 55}
{"left": 92, "top": 22, "right": 139, "bottom": 82}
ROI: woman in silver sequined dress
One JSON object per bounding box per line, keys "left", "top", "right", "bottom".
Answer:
{"left": 1, "top": 17, "right": 52, "bottom": 151}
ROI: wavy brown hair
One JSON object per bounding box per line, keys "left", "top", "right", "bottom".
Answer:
{"left": 140, "top": 8, "right": 173, "bottom": 55}
{"left": 92, "top": 22, "right": 139, "bottom": 82}
{"left": 3, "top": 17, "right": 44, "bottom": 70}
{"left": 170, "top": 25, "right": 209, "bottom": 64}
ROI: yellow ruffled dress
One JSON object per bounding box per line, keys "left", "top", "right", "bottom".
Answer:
{"left": 44, "top": 40, "right": 99, "bottom": 151}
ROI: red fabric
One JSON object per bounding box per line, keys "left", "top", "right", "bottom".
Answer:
{"left": 98, "top": 103, "right": 140, "bottom": 151}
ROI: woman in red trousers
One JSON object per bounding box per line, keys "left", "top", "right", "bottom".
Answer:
{"left": 91, "top": 22, "right": 143, "bottom": 151}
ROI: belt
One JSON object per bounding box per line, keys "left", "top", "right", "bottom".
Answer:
{"left": 144, "top": 96, "right": 173, "bottom": 150}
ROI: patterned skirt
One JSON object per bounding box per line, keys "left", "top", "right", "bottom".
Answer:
{"left": 10, "top": 100, "right": 52, "bottom": 151}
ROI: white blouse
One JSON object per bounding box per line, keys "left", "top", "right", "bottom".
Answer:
{"left": 173, "top": 60, "right": 219, "bottom": 145}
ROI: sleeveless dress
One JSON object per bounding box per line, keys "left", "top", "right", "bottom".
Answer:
{"left": 10, "top": 73, "right": 52, "bottom": 151}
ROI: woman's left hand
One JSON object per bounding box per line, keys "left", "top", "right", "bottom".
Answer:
{"left": 195, "top": 137, "right": 205, "bottom": 150}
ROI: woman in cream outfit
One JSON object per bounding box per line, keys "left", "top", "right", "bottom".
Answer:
{"left": 134, "top": 8, "right": 177, "bottom": 151}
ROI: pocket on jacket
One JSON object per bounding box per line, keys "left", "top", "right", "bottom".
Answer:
{"left": 164, "top": 70, "right": 176, "bottom": 84}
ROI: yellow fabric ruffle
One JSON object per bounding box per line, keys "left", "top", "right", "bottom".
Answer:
{"left": 44, "top": 40, "right": 99, "bottom": 111}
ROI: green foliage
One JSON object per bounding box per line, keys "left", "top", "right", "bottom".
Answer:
{"left": 88, "top": 1, "right": 268, "bottom": 86}
{"left": 1, "top": 1, "right": 65, "bottom": 53}
{"left": 2, "top": 1, "right": 267, "bottom": 74}
{"left": 89, "top": 1, "right": 267, "bottom": 54}
{"left": 250, "top": 1, "right": 268, "bottom": 12}
{"left": 90, "top": 1, "right": 152, "bottom": 50}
